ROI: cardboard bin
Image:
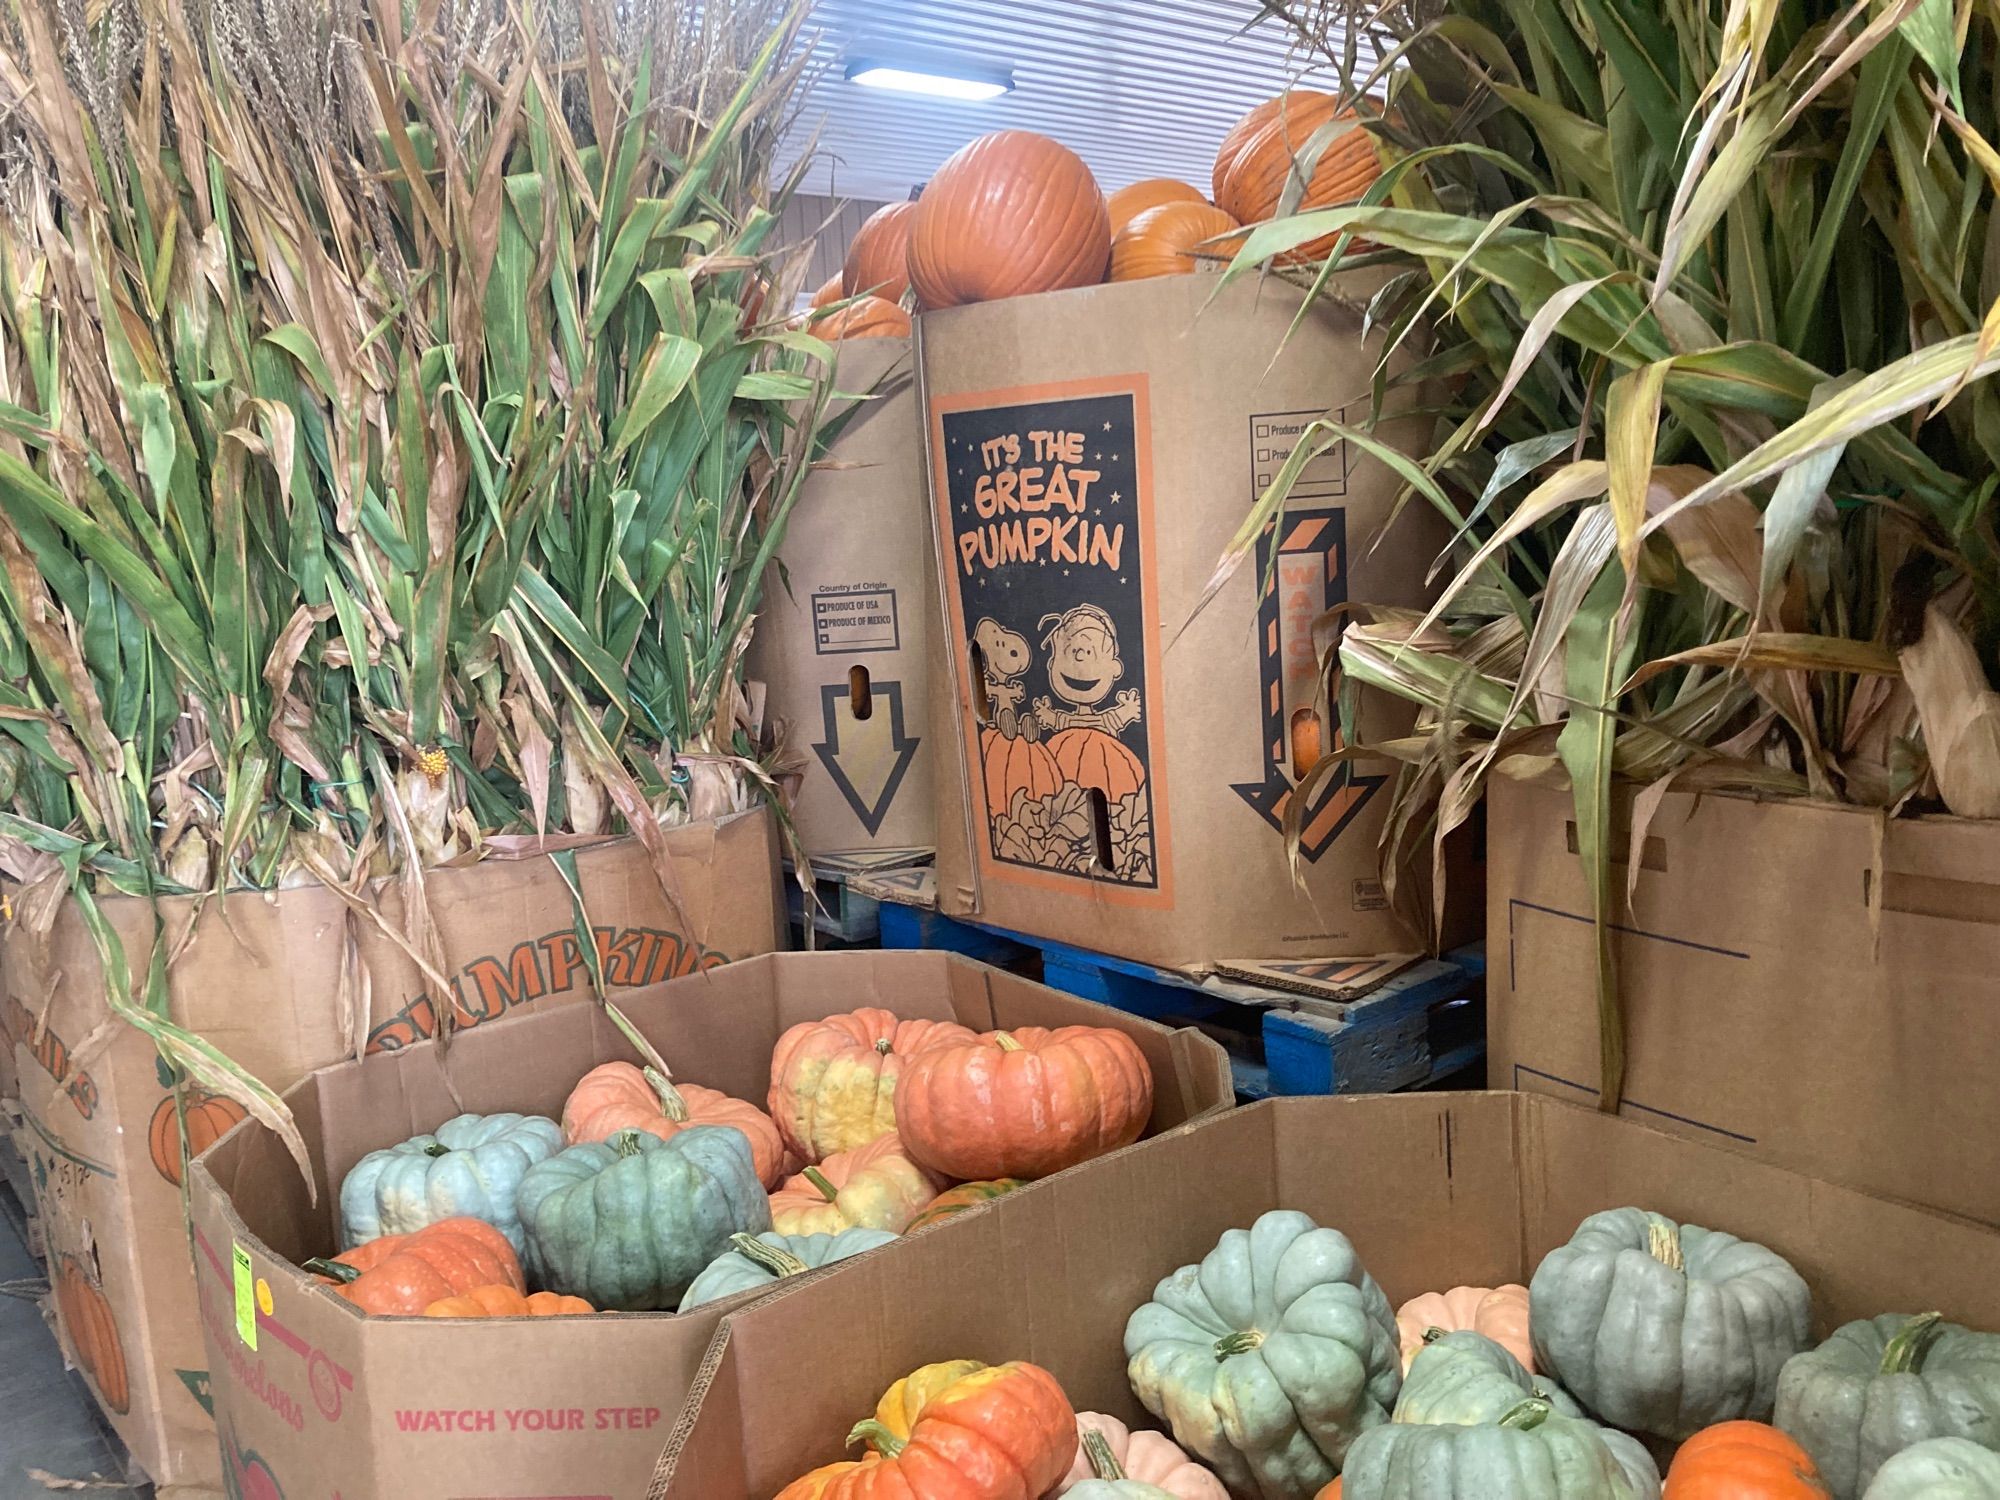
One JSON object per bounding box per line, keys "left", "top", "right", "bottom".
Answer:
{"left": 921, "top": 273, "right": 1448, "bottom": 977}
{"left": 652, "top": 1089, "right": 2000, "bottom": 1498}
{"left": 189, "top": 949, "right": 1234, "bottom": 1500}
{"left": 3, "top": 806, "right": 781, "bottom": 1490}
{"left": 750, "top": 339, "right": 935, "bottom": 862}
{"left": 1489, "top": 775, "right": 2000, "bottom": 1226}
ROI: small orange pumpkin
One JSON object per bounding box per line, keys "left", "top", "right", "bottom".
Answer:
{"left": 1107, "top": 178, "right": 1207, "bottom": 236}
{"left": 1110, "top": 201, "right": 1244, "bottom": 281}
{"left": 422, "top": 1285, "right": 594, "bottom": 1318}
{"left": 1664, "top": 1422, "right": 1830, "bottom": 1499}
{"left": 148, "top": 1087, "right": 249, "bottom": 1186}
{"left": 767, "top": 1131, "right": 944, "bottom": 1236}
{"left": 1395, "top": 1285, "right": 1536, "bottom": 1374}
{"left": 1214, "top": 91, "right": 1380, "bottom": 260}
{"left": 982, "top": 727, "right": 1063, "bottom": 813}
{"left": 897, "top": 1027, "right": 1155, "bottom": 1181}
{"left": 54, "top": 1256, "right": 129, "bottom": 1413}
{"left": 905, "top": 1178, "right": 1026, "bottom": 1233}
{"left": 843, "top": 201, "right": 918, "bottom": 302}
{"left": 809, "top": 274, "right": 845, "bottom": 310}
{"left": 819, "top": 295, "right": 912, "bottom": 341}
{"left": 1047, "top": 726, "right": 1146, "bottom": 800}
{"left": 311, "top": 1216, "right": 523, "bottom": 1316}
{"left": 1314, "top": 1483, "right": 1342, "bottom": 1500}
{"left": 908, "top": 131, "right": 1110, "bottom": 309}
{"left": 768, "top": 1008, "right": 979, "bottom": 1162}
{"left": 562, "top": 1061, "right": 788, "bottom": 1188}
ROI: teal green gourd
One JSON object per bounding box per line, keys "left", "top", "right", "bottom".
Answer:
{"left": 1775, "top": 1312, "right": 2000, "bottom": 1499}
{"left": 1123, "top": 1208, "right": 1401, "bottom": 1500}
{"left": 678, "top": 1227, "right": 897, "bottom": 1311}
{"left": 516, "top": 1125, "right": 770, "bottom": 1310}
{"left": 336, "top": 1111, "right": 563, "bottom": 1255}
{"left": 1863, "top": 1437, "right": 2000, "bottom": 1499}
{"left": 1396, "top": 1330, "right": 1584, "bottom": 1425}
{"left": 1530, "top": 1208, "right": 1811, "bottom": 1439}
{"left": 1342, "top": 1397, "right": 1661, "bottom": 1500}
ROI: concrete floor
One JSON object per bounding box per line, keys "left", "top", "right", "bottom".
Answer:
{"left": 0, "top": 1167, "right": 150, "bottom": 1499}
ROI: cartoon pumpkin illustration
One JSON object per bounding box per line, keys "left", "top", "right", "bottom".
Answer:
{"left": 149, "top": 1087, "right": 249, "bottom": 1186}
{"left": 54, "top": 1255, "right": 130, "bottom": 1414}
{"left": 1048, "top": 726, "right": 1147, "bottom": 800}
{"left": 981, "top": 726, "right": 1062, "bottom": 813}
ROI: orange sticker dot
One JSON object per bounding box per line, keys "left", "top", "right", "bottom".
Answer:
{"left": 255, "top": 1278, "right": 273, "bottom": 1317}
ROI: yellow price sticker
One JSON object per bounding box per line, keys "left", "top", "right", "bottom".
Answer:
{"left": 232, "top": 1242, "right": 257, "bottom": 1351}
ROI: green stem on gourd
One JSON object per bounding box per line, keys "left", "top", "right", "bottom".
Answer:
{"left": 611, "top": 1130, "right": 647, "bottom": 1158}
{"left": 1214, "top": 1329, "right": 1265, "bottom": 1360}
{"left": 727, "top": 1232, "right": 809, "bottom": 1279}
{"left": 847, "top": 1419, "right": 904, "bottom": 1458}
{"left": 424, "top": 1143, "right": 450, "bottom": 1158}
{"left": 644, "top": 1066, "right": 690, "bottom": 1124}
{"left": 1646, "top": 1217, "right": 1685, "bottom": 1273}
{"left": 1498, "top": 1398, "right": 1552, "bottom": 1431}
{"left": 1881, "top": 1312, "right": 1946, "bottom": 1374}
{"left": 993, "top": 1032, "right": 1023, "bottom": 1052}
{"left": 302, "top": 1257, "right": 360, "bottom": 1284}
{"left": 803, "top": 1166, "right": 841, "bottom": 1204}
{"left": 1082, "top": 1428, "right": 1126, "bottom": 1480}
{"left": 1423, "top": 1326, "right": 1448, "bottom": 1345}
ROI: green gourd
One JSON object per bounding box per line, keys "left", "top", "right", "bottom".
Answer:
{"left": 337, "top": 1111, "right": 562, "bottom": 1255}
{"left": 1775, "top": 1312, "right": 2000, "bottom": 1499}
{"left": 1396, "top": 1331, "right": 1584, "bottom": 1425}
{"left": 1530, "top": 1208, "right": 1811, "bottom": 1439}
{"left": 1123, "top": 1209, "right": 1401, "bottom": 1500}
{"left": 1342, "top": 1397, "right": 1661, "bottom": 1500}
{"left": 1862, "top": 1437, "right": 2000, "bottom": 1499}
{"left": 678, "top": 1228, "right": 897, "bottom": 1311}
{"left": 516, "top": 1125, "right": 769, "bottom": 1310}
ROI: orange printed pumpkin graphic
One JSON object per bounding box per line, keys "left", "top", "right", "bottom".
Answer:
{"left": 1048, "top": 727, "right": 1146, "bottom": 800}
{"left": 149, "top": 1088, "right": 249, "bottom": 1186}
{"left": 981, "top": 728, "right": 1062, "bottom": 812}
{"left": 54, "top": 1256, "right": 130, "bottom": 1413}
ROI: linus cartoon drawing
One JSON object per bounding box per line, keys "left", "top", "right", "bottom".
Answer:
{"left": 972, "top": 617, "right": 1034, "bottom": 739}
{"left": 1032, "top": 603, "right": 1142, "bottom": 738}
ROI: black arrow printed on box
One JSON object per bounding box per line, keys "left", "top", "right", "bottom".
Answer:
{"left": 811, "top": 680, "right": 920, "bottom": 838}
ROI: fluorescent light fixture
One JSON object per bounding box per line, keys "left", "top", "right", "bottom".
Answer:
{"left": 845, "top": 56, "right": 1014, "bottom": 101}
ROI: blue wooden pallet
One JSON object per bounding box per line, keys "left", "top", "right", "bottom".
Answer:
{"left": 876, "top": 903, "right": 1484, "bottom": 1100}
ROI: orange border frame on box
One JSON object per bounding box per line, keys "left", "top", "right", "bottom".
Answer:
{"left": 929, "top": 372, "right": 1175, "bottom": 911}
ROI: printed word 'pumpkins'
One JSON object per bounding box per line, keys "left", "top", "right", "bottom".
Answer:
{"left": 1110, "top": 202, "right": 1243, "bottom": 282}
{"left": 561, "top": 1060, "right": 787, "bottom": 1188}
{"left": 909, "top": 131, "right": 1110, "bottom": 308}
{"left": 1107, "top": 178, "right": 1208, "bottom": 237}
{"left": 768, "top": 1006, "right": 978, "bottom": 1162}
{"left": 149, "top": 1086, "right": 249, "bottom": 1186}
{"left": 843, "top": 201, "right": 917, "bottom": 302}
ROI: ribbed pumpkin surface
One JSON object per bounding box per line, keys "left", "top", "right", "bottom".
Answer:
{"left": 1214, "top": 91, "right": 1379, "bottom": 241}
{"left": 909, "top": 130, "right": 1110, "bottom": 308}
{"left": 808, "top": 273, "right": 843, "bottom": 310}
{"left": 1110, "top": 202, "right": 1243, "bottom": 282}
{"left": 819, "top": 295, "right": 911, "bottom": 341}
{"left": 1107, "top": 177, "right": 1206, "bottom": 236}
{"left": 842, "top": 201, "right": 916, "bottom": 302}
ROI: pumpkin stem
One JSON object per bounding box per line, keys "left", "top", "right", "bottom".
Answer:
{"left": 874, "top": 1038, "right": 894, "bottom": 1056}
{"left": 1645, "top": 1217, "right": 1685, "bottom": 1273}
{"left": 644, "top": 1066, "right": 690, "bottom": 1124}
{"left": 1423, "top": 1326, "right": 1448, "bottom": 1345}
{"left": 802, "top": 1166, "right": 841, "bottom": 1204}
{"left": 992, "top": 1032, "right": 1024, "bottom": 1053}
{"left": 302, "top": 1257, "right": 360, "bottom": 1285}
{"left": 1881, "top": 1312, "right": 1946, "bottom": 1374}
{"left": 1497, "top": 1398, "right": 1552, "bottom": 1432}
{"left": 611, "top": 1130, "right": 647, "bottom": 1158}
{"left": 847, "top": 1419, "right": 904, "bottom": 1459}
{"left": 1214, "top": 1329, "right": 1265, "bottom": 1360}
{"left": 727, "top": 1232, "right": 810, "bottom": 1280}
{"left": 423, "top": 1143, "right": 450, "bottom": 1158}
{"left": 1081, "top": 1428, "right": 1126, "bottom": 1480}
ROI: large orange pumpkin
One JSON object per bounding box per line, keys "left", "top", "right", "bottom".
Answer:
{"left": 896, "top": 1026, "right": 1155, "bottom": 1180}
{"left": 312, "top": 1216, "right": 523, "bottom": 1315}
{"left": 54, "top": 1256, "right": 129, "bottom": 1413}
{"left": 1107, "top": 178, "right": 1207, "bottom": 236}
{"left": 981, "top": 727, "right": 1062, "bottom": 813}
{"left": 843, "top": 201, "right": 917, "bottom": 302}
{"left": 1395, "top": 1284, "right": 1535, "bottom": 1374}
{"left": 1664, "top": 1422, "right": 1830, "bottom": 1499}
{"left": 775, "top": 1361, "right": 1077, "bottom": 1500}
{"left": 768, "top": 1007, "right": 979, "bottom": 1162}
{"left": 422, "top": 1285, "right": 595, "bottom": 1318}
{"left": 1110, "top": 201, "right": 1244, "bottom": 282}
{"left": 767, "top": 1131, "right": 944, "bottom": 1236}
{"left": 1213, "top": 91, "right": 1380, "bottom": 258}
{"left": 908, "top": 131, "right": 1110, "bottom": 309}
{"left": 819, "top": 295, "right": 912, "bottom": 341}
{"left": 148, "top": 1086, "right": 249, "bottom": 1186}
{"left": 561, "top": 1060, "right": 788, "bottom": 1188}
{"left": 1047, "top": 726, "right": 1146, "bottom": 800}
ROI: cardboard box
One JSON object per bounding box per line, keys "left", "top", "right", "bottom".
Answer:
{"left": 920, "top": 273, "right": 1446, "bottom": 974}
{"left": 1489, "top": 776, "right": 2000, "bottom": 1225}
{"left": 750, "top": 339, "right": 935, "bottom": 859}
{"left": 3, "top": 807, "right": 782, "bottom": 1490}
{"left": 652, "top": 1090, "right": 2000, "bottom": 1499}
{"left": 190, "top": 949, "right": 1234, "bottom": 1500}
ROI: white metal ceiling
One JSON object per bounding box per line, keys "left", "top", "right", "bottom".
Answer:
{"left": 777, "top": 0, "right": 1340, "bottom": 203}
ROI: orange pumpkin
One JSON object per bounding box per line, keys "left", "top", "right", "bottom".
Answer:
{"left": 1213, "top": 91, "right": 1380, "bottom": 259}
{"left": 312, "top": 1216, "right": 523, "bottom": 1315}
{"left": 562, "top": 1061, "right": 788, "bottom": 1188}
{"left": 768, "top": 1007, "right": 979, "bottom": 1162}
{"left": 54, "top": 1256, "right": 129, "bottom": 1413}
{"left": 981, "top": 727, "right": 1062, "bottom": 813}
{"left": 819, "top": 295, "right": 912, "bottom": 341}
{"left": 908, "top": 131, "right": 1110, "bottom": 309}
{"left": 767, "top": 1131, "right": 944, "bottom": 1236}
{"left": 843, "top": 201, "right": 918, "bottom": 302}
{"left": 1047, "top": 726, "right": 1146, "bottom": 800}
{"left": 775, "top": 1361, "right": 1077, "bottom": 1500}
{"left": 896, "top": 1027, "right": 1155, "bottom": 1181}
{"left": 1107, "top": 178, "right": 1207, "bottom": 236}
{"left": 810, "top": 274, "right": 844, "bottom": 310}
{"left": 422, "top": 1285, "right": 594, "bottom": 1318}
{"left": 1664, "top": 1422, "right": 1830, "bottom": 1499}
{"left": 906, "top": 1178, "right": 1026, "bottom": 1233}
{"left": 148, "top": 1086, "right": 249, "bottom": 1186}
{"left": 1395, "top": 1284, "right": 1536, "bottom": 1374}
{"left": 1315, "top": 1484, "right": 1342, "bottom": 1500}
{"left": 1110, "top": 201, "right": 1244, "bottom": 281}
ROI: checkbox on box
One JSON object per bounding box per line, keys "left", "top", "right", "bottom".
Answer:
{"left": 1255, "top": 422, "right": 1270, "bottom": 438}
{"left": 1258, "top": 473, "right": 1271, "bottom": 486}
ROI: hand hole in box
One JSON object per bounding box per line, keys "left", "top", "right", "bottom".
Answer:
{"left": 848, "top": 664, "right": 873, "bottom": 721}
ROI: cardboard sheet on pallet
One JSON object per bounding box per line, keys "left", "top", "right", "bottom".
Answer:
{"left": 1, "top": 808, "right": 782, "bottom": 1490}
{"left": 1490, "top": 775, "right": 2000, "bottom": 1226}
{"left": 188, "top": 950, "right": 1233, "bottom": 1500}
{"left": 651, "top": 1089, "right": 2000, "bottom": 1498}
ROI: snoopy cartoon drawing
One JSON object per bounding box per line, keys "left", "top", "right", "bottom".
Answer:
{"left": 972, "top": 617, "right": 1034, "bottom": 738}
{"left": 1032, "top": 603, "right": 1142, "bottom": 737}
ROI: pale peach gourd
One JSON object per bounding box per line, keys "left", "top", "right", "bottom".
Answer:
{"left": 1394, "top": 1284, "right": 1536, "bottom": 1373}
{"left": 767, "top": 1008, "right": 977, "bottom": 1162}
{"left": 907, "top": 130, "right": 1110, "bottom": 308}
{"left": 561, "top": 1061, "right": 788, "bottom": 1189}
{"left": 767, "top": 1131, "right": 945, "bottom": 1236}
{"left": 1058, "top": 1413, "right": 1230, "bottom": 1499}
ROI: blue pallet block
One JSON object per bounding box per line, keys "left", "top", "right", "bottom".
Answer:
{"left": 1263, "top": 946, "right": 1487, "bottom": 1095}
{"left": 877, "top": 903, "right": 1034, "bottom": 966}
